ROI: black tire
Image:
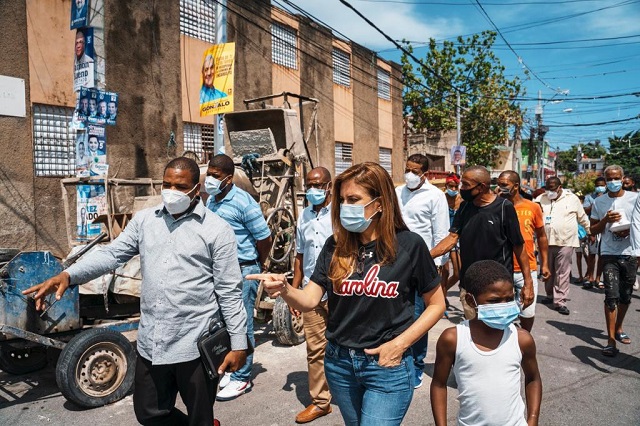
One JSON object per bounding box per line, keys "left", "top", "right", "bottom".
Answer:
{"left": 0, "top": 342, "right": 48, "bottom": 375}
{"left": 56, "top": 328, "right": 136, "bottom": 408}
{"left": 272, "top": 296, "right": 305, "bottom": 346}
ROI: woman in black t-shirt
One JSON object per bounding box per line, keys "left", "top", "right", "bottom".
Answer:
{"left": 248, "top": 162, "right": 445, "bottom": 425}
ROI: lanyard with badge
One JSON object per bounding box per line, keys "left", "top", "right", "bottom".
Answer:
{"left": 545, "top": 201, "right": 554, "bottom": 226}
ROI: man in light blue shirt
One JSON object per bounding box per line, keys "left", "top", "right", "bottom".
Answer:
{"left": 24, "top": 157, "right": 248, "bottom": 425}
{"left": 290, "top": 167, "right": 334, "bottom": 423}
{"left": 205, "top": 154, "right": 272, "bottom": 400}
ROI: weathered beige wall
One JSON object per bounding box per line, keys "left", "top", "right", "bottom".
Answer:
{"left": 104, "top": 0, "right": 183, "bottom": 183}
{"left": 181, "top": 35, "right": 216, "bottom": 126}
{"left": 271, "top": 9, "right": 301, "bottom": 97}
{"left": 377, "top": 59, "right": 393, "bottom": 150}
{"left": 0, "top": 0, "right": 37, "bottom": 251}
{"left": 390, "top": 62, "right": 404, "bottom": 182}
{"left": 26, "top": 0, "right": 76, "bottom": 107}
{"left": 351, "top": 45, "right": 379, "bottom": 165}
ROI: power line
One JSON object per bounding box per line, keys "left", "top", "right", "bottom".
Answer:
{"left": 545, "top": 115, "right": 640, "bottom": 127}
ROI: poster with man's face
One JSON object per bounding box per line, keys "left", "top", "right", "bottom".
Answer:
{"left": 70, "top": 0, "right": 89, "bottom": 29}
{"left": 199, "top": 43, "right": 235, "bottom": 116}
{"left": 73, "top": 28, "right": 95, "bottom": 91}
{"left": 451, "top": 145, "right": 467, "bottom": 166}
{"left": 75, "top": 132, "right": 90, "bottom": 177}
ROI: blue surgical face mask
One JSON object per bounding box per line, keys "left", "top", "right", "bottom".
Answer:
{"left": 594, "top": 186, "right": 606, "bottom": 194}
{"left": 473, "top": 296, "right": 521, "bottom": 330}
{"left": 606, "top": 180, "right": 622, "bottom": 193}
{"left": 306, "top": 188, "right": 327, "bottom": 206}
{"left": 204, "top": 175, "right": 230, "bottom": 196}
{"left": 340, "top": 198, "right": 379, "bottom": 233}
{"left": 446, "top": 188, "right": 459, "bottom": 197}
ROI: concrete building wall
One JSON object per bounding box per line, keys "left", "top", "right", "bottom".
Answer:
{"left": 351, "top": 45, "right": 379, "bottom": 166}
{"left": 0, "top": 0, "right": 36, "bottom": 251}
{"left": 333, "top": 41, "right": 354, "bottom": 146}
{"left": 298, "top": 17, "right": 335, "bottom": 171}
{"left": 181, "top": 36, "right": 216, "bottom": 126}
{"left": 105, "top": 0, "right": 183, "bottom": 183}
{"left": 390, "top": 62, "right": 404, "bottom": 182}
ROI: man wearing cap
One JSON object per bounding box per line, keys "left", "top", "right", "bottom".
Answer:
{"left": 537, "top": 177, "right": 590, "bottom": 315}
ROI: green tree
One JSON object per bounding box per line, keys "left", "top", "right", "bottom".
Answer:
{"left": 401, "top": 31, "right": 524, "bottom": 167}
{"left": 606, "top": 130, "right": 640, "bottom": 178}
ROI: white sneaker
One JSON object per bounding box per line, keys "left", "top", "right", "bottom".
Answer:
{"left": 414, "top": 372, "right": 424, "bottom": 389}
{"left": 216, "top": 380, "right": 252, "bottom": 401}
{"left": 218, "top": 372, "right": 231, "bottom": 389}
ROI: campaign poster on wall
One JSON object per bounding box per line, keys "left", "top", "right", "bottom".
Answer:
{"left": 77, "top": 88, "right": 118, "bottom": 126}
{"left": 75, "top": 131, "right": 90, "bottom": 177}
{"left": 76, "top": 184, "right": 107, "bottom": 241}
{"left": 73, "top": 28, "right": 95, "bottom": 91}
{"left": 70, "top": 0, "right": 90, "bottom": 29}
{"left": 85, "top": 124, "right": 107, "bottom": 176}
{"left": 451, "top": 145, "right": 467, "bottom": 166}
{"left": 199, "top": 42, "right": 235, "bottom": 117}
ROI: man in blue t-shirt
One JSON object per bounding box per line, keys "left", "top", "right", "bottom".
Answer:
{"left": 205, "top": 154, "right": 272, "bottom": 400}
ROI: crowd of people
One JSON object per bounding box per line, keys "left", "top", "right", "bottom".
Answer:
{"left": 23, "top": 155, "right": 639, "bottom": 426}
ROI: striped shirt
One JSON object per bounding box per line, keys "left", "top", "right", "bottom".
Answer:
{"left": 65, "top": 200, "right": 248, "bottom": 365}
{"left": 206, "top": 185, "right": 271, "bottom": 262}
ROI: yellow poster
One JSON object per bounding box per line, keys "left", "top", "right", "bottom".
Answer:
{"left": 199, "top": 43, "right": 235, "bottom": 116}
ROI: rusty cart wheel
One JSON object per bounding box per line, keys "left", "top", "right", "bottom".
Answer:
{"left": 56, "top": 328, "right": 136, "bottom": 408}
{"left": 272, "top": 296, "right": 305, "bottom": 346}
{"left": 266, "top": 207, "right": 296, "bottom": 264}
{"left": 0, "top": 342, "right": 48, "bottom": 375}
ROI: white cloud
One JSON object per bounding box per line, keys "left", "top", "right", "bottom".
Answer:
{"left": 286, "top": 0, "right": 467, "bottom": 50}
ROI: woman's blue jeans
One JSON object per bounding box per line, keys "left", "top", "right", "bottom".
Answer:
{"left": 324, "top": 340, "right": 414, "bottom": 426}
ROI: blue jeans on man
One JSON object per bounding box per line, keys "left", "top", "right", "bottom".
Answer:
{"left": 230, "top": 263, "right": 261, "bottom": 382}
{"left": 410, "top": 290, "right": 428, "bottom": 386}
{"left": 324, "top": 341, "right": 414, "bottom": 425}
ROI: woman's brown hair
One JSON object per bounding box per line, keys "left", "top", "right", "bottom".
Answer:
{"left": 328, "top": 162, "right": 408, "bottom": 291}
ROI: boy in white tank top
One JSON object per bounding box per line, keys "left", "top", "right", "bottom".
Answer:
{"left": 430, "top": 260, "right": 542, "bottom": 426}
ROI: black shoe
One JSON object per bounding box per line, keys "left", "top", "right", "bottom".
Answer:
{"left": 557, "top": 306, "right": 570, "bottom": 315}
{"left": 541, "top": 297, "right": 553, "bottom": 304}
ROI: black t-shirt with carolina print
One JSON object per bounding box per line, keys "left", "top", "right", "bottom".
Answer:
{"left": 310, "top": 229, "right": 440, "bottom": 349}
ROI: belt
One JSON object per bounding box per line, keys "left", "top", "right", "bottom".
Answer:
{"left": 239, "top": 259, "right": 259, "bottom": 267}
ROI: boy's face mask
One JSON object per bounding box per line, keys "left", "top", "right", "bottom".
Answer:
{"left": 472, "top": 295, "right": 521, "bottom": 330}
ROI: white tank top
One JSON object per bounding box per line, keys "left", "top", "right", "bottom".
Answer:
{"left": 452, "top": 321, "right": 527, "bottom": 426}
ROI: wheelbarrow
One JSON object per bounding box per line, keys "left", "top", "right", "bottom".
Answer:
{"left": 0, "top": 233, "right": 140, "bottom": 408}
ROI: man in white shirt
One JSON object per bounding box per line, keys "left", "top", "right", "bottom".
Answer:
{"left": 537, "top": 177, "right": 591, "bottom": 315}
{"left": 395, "top": 154, "right": 449, "bottom": 388}
{"left": 290, "top": 167, "right": 334, "bottom": 423}
{"left": 590, "top": 165, "right": 639, "bottom": 357}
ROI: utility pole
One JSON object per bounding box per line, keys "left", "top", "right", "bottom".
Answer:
{"left": 213, "top": 0, "right": 227, "bottom": 155}
{"left": 528, "top": 126, "right": 536, "bottom": 185}
{"left": 456, "top": 91, "right": 461, "bottom": 175}
{"left": 535, "top": 90, "right": 549, "bottom": 185}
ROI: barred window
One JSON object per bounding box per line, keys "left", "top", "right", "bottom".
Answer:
{"left": 180, "top": 0, "right": 216, "bottom": 43}
{"left": 379, "top": 148, "right": 392, "bottom": 176}
{"left": 32, "top": 105, "right": 76, "bottom": 177}
{"left": 335, "top": 142, "right": 353, "bottom": 176}
{"left": 272, "top": 22, "right": 297, "bottom": 69}
{"left": 377, "top": 68, "right": 391, "bottom": 100}
{"left": 183, "top": 122, "right": 216, "bottom": 162}
{"left": 332, "top": 48, "right": 351, "bottom": 87}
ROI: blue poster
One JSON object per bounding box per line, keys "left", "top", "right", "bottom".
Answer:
{"left": 78, "top": 88, "right": 118, "bottom": 126}
{"left": 76, "top": 184, "right": 106, "bottom": 241}
{"left": 74, "top": 28, "right": 95, "bottom": 91}
{"left": 70, "top": 0, "right": 90, "bottom": 30}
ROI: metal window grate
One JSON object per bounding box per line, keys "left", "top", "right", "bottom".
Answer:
{"left": 180, "top": 0, "right": 216, "bottom": 43}
{"left": 377, "top": 68, "right": 391, "bottom": 100}
{"left": 332, "top": 48, "right": 351, "bottom": 87}
{"left": 272, "top": 22, "right": 298, "bottom": 69}
{"left": 32, "top": 105, "right": 76, "bottom": 177}
{"left": 379, "top": 148, "right": 392, "bottom": 176}
{"left": 335, "top": 142, "right": 353, "bottom": 176}
{"left": 183, "top": 122, "right": 216, "bottom": 161}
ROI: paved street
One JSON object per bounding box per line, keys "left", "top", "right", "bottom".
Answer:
{"left": 1, "top": 268, "right": 639, "bottom": 425}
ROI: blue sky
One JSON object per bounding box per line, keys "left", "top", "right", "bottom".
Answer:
{"left": 281, "top": 0, "right": 640, "bottom": 151}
